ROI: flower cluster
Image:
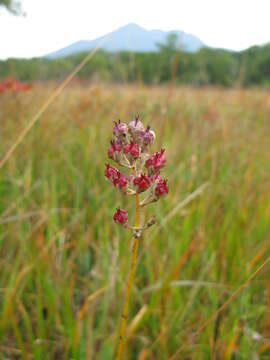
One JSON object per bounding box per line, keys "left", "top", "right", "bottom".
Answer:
{"left": 105, "top": 116, "right": 168, "bottom": 229}
{"left": 0, "top": 77, "right": 32, "bottom": 94}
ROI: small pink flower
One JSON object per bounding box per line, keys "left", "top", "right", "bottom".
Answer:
{"left": 133, "top": 174, "right": 151, "bottom": 193}
{"left": 128, "top": 116, "right": 145, "bottom": 144}
{"left": 142, "top": 126, "right": 155, "bottom": 147}
{"left": 105, "top": 164, "right": 128, "bottom": 190}
{"left": 146, "top": 149, "right": 166, "bottom": 173}
{"left": 113, "top": 208, "right": 128, "bottom": 224}
{"left": 155, "top": 179, "right": 169, "bottom": 197}
{"left": 105, "top": 163, "right": 119, "bottom": 181}
{"left": 114, "top": 172, "right": 128, "bottom": 189}
{"left": 128, "top": 116, "right": 144, "bottom": 132}
{"left": 113, "top": 120, "right": 128, "bottom": 140}
{"left": 108, "top": 140, "right": 122, "bottom": 159}
{"left": 123, "top": 142, "right": 140, "bottom": 158}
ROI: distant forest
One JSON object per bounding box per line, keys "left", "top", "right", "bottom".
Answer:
{"left": 1, "top": 36, "right": 270, "bottom": 87}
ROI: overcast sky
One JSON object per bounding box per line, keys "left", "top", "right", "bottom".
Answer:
{"left": 0, "top": 0, "right": 269, "bottom": 59}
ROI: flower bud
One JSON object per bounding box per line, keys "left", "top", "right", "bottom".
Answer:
{"left": 113, "top": 120, "right": 128, "bottom": 143}
{"left": 155, "top": 178, "right": 169, "bottom": 197}
{"left": 128, "top": 116, "right": 145, "bottom": 144}
{"left": 123, "top": 142, "right": 140, "bottom": 159}
{"left": 114, "top": 172, "right": 129, "bottom": 189}
{"left": 113, "top": 208, "right": 128, "bottom": 225}
{"left": 105, "top": 163, "right": 119, "bottom": 182}
{"left": 108, "top": 140, "right": 122, "bottom": 161}
{"left": 142, "top": 126, "right": 155, "bottom": 147}
{"left": 145, "top": 148, "right": 166, "bottom": 174}
{"left": 133, "top": 174, "right": 151, "bottom": 193}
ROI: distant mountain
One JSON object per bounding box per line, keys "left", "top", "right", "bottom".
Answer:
{"left": 46, "top": 23, "right": 206, "bottom": 58}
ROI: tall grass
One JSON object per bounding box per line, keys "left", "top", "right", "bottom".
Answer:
{"left": 0, "top": 84, "right": 270, "bottom": 359}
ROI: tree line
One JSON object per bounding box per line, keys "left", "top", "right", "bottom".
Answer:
{"left": 0, "top": 39, "right": 270, "bottom": 87}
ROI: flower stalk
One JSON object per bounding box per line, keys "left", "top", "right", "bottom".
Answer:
{"left": 116, "top": 192, "right": 140, "bottom": 360}
{"left": 104, "top": 115, "right": 168, "bottom": 359}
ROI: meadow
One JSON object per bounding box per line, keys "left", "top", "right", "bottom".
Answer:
{"left": 0, "top": 83, "right": 270, "bottom": 359}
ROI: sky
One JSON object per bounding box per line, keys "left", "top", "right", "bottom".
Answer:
{"left": 0, "top": 0, "right": 269, "bottom": 59}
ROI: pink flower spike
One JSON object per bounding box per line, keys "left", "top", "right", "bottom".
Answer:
{"left": 113, "top": 208, "right": 128, "bottom": 225}
{"left": 133, "top": 174, "right": 151, "bottom": 193}
{"left": 155, "top": 179, "right": 169, "bottom": 197}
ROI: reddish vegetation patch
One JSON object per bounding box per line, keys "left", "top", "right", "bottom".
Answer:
{"left": 0, "top": 77, "right": 33, "bottom": 94}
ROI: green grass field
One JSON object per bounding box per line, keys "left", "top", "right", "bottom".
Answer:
{"left": 0, "top": 84, "right": 270, "bottom": 359}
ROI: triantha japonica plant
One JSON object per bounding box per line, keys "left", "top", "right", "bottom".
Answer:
{"left": 104, "top": 116, "right": 168, "bottom": 359}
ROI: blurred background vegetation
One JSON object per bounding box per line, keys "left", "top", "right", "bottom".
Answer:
{"left": 1, "top": 85, "right": 270, "bottom": 359}
{"left": 0, "top": 31, "right": 270, "bottom": 87}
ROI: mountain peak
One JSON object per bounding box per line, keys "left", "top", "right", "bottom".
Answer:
{"left": 120, "top": 22, "right": 145, "bottom": 30}
{"left": 47, "top": 23, "right": 206, "bottom": 58}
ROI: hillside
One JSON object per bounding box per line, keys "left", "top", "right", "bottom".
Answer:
{"left": 46, "top": 23, "right": 205, "bottom": 58}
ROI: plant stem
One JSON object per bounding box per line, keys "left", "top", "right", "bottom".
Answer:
{"left": 116, "top": 193, "right": 140, "bottom": 360}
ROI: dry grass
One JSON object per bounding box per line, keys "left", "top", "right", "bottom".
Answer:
{"left": 0, "top": 84, "right": 270, "bottom": 359}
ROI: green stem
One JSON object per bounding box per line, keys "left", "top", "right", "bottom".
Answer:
{"left": 116, "top": 193, "right": 140, "bottom": 360}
